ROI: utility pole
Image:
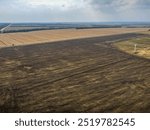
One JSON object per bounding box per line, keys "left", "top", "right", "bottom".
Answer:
{"left": 134, "top": 44, "right": 137, "bottom": 54}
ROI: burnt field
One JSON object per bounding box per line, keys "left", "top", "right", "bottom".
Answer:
{"left": 0, "top": 33, "right": 150, "bottom": 113}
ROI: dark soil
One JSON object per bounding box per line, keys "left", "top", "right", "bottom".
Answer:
{"left": 0, "top": 33, "right": 150, "bottom": 113}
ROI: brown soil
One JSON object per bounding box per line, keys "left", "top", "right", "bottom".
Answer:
{"left": 0, "top": 33, "right": 150, "bottom": 113}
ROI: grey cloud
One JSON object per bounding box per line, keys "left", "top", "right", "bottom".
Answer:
{"left": 0, "top": 0, "right": 149, "bottom": 22}
{"left": 88, "top": 0, "right": 150, "bottom": 21}
{"left": 89, "top": 0, "right": 150, "bottom": 9}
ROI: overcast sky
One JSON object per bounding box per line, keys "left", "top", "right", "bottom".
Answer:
{"left": 0, "top": 0, "right": 150, "bottom": 22}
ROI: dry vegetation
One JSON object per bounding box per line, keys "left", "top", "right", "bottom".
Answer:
{"left": 114, "top": 37, "right": 150, "bottom": 59}
{"left": 0, "top": 28, "right": 147, "bottom": 48}
{"left": 0, "top": 33, "right": 150, "bottom": 113}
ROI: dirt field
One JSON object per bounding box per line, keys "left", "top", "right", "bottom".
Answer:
{"left": 0, "top": 33, "right": 150, "bottom": 113}
{"left": 0, "top": 28, "right": 148, "bottom": 48}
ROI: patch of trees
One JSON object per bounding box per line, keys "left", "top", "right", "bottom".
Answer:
{"left": 2, "top": 27, "right": 73, "bottom": 33}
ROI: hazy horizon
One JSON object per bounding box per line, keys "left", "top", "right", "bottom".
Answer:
{"left": 0, "top": 0, "right": 150, "bottom": 23}
{"left": 1, "top": 22, "right": 150, "bottom": 24}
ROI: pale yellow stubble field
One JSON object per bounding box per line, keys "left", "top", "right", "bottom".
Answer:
{"left": 0, "top": 28, "right": 148, "bottom": 48}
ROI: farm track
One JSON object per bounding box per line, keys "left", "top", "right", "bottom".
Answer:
{"left": 0, "top": 33, "right": 150, "bottom": 112}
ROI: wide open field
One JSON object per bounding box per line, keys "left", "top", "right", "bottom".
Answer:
{"left": 0, "top": 33, "right": 150, "bottom": 113}
{"left": 0, "top": 28, "right": 148, "bottom": 48}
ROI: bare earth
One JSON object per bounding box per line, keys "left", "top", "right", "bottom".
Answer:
{"left": 0, "top": 32, "right": 150, "bottom": 112}
{"left": 0, "top": 28, "right": 148, "bottom": 48}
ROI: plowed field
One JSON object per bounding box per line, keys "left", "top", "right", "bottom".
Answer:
{"left": 0, "top": 33, "right": 150, "bottom": 112}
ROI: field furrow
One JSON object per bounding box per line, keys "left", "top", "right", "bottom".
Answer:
{"left": 0, "top": 33, "right": 150, "bottom": 112}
